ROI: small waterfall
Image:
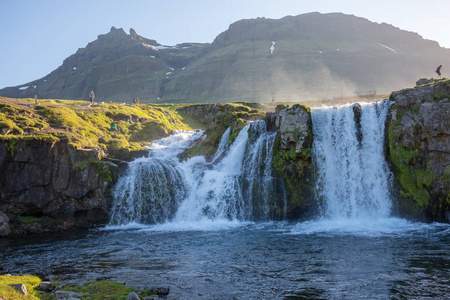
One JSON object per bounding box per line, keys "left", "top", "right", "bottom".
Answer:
{"left": 312, "top": 101, "right": 393, "bottom": 220}
{"left": 211, "top": 127, "right": 230, "bottom": 163}
{"left": 109, "top": 130, "right": 204, "bottom": 224}
{"left": 109, "top": 121, "right": 281, "bottom": 226}
{"left": 242, "top": 121, "right": 278, "bottom": 220}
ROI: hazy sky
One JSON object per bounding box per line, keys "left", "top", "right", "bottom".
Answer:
{"left": 1, "top": 0, "right": 449, "bottom": 89}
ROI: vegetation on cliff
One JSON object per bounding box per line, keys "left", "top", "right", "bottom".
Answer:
{"left": 271, "top": 104, "right": 316, "bottom": 219}
{"left": 0, "top": 97, "right": 267, "bottom": 160}
{"left": 387, "top": 78, "right": 450, "bottom": 222}
{"left": 0, "top": 97, "right": 268, "bottom": 236}
{"left": 178, "top": 102, "right": 266, "bottom": 160}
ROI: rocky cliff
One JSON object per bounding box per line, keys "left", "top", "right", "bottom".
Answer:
{"left": 387, "top": 78, "right": 450, "bottom": 222}
{"left": 0, "top": 139, "right": 118, "bottom": 236}
{"left": 267, "top": 104, "right": 315, "bottom": 219}
{"left": 0, "top": 99, "right": 268, "bottom": 236}
{"left": 2, "top": 13, "right": 450, "bottom": 103}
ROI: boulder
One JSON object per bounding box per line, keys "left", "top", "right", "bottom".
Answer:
{"left": 275, "top": 104, "right": 310, "bottom": 153}
{"left": 54, "top": 290, "right": 84, "bottom": 299}
{"left": 126, "top": 291, "right": 141, "bottom": 300}
{"left": 9, "top": 283, "right": 27, "bottom": 295}
{"left": 39, "top": 281, "right": 54, "bottom": 291}
{"left": 149, "top": 286, "right": 170, "bottom": 295}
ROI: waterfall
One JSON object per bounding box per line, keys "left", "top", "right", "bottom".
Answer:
{"left": 109, "top": 120, "right": 281, "bottom": 226}
{"left": 242, "top": 121, "right": 278, "bottom": 220}
{"left": 109, "top": 130, "right": 204, "bottom": 224}
{"left": 311, "top": 101, "right": 393, "bottom": 220}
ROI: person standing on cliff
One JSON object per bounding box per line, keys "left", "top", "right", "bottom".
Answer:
{"left": 89, "top": 90, "right": 95, "bottom": 104}
{"left": 436, "top": 64, "right": 442, "bottom": 78}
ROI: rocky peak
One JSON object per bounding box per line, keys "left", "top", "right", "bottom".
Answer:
{"left": 129, "top": 27, "right": 159, "bottom": 46}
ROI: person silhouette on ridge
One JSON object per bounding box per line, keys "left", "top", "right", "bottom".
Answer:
{"left": 89, "top": 90, "right": 95, "bottom": 104}
{"left": 436, "top": 64, "right": 442, "bottom": 78}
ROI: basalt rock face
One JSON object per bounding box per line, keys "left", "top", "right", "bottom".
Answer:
{"left": 269, "top": 104, "right": 315, "bottom": 219}
{"left": 387, "top": 78, "right": 450, "bottom": 222}
{"left": 0, "top": 139, "right": 119, "bottom": 235}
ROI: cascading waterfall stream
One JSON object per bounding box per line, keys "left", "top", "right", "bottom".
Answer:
{"left": 109, "top": 120, "right": 280, "bottom": 226}
{"left": 311, "top": 101, "right": 393, "bottom": 220}
{"left": 109, "top": 130, "right": 205, "bottom": 224}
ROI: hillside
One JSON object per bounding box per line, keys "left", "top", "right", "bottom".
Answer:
{"left": 1, "top": 12, "right": 450, "bottom": 103}
{"left": 0, "top": 97, "right": 267, "bottom": 159}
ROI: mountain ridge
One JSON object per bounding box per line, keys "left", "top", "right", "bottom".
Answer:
{"left": 1, "top": 12, "right": 449, "bottom": 103}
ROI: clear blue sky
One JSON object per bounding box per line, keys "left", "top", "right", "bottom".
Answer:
{"left": 1, "top": 0, "right": 449, "bottom": 89}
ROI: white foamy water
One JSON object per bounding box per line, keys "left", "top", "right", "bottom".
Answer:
{"left": 109, "top": 120, "right": 280, "bottom": 230}
{"left": 290, "top": 101, "right": 403, "bottom": 235}
{"left": 289, "top": 217, "right": 449, "bottom": 237}
{"left": 312, "top": 101, "right": 393, "bottom": 220}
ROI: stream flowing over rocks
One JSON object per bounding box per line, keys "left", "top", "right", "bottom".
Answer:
{"left": 0, "top": 79, "right": 449, "bottom": 238}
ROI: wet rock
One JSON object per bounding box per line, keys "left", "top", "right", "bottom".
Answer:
{"left": 0, "top": 211, "right": 11, "bottom": 236}
{"left": 274, "top": 104, "right": 310, "bottom": 153}
{"left": 10, "top": 283, "right": 27, "bottom": 295}
{"left": 63, "top": 221, "right": 74, "bottom": 229}
{"left": 126, "top": 291, "right": 141, "bottom": 300}
{"left": 149, "top": 286, "right": 170, "bottom": 296}
{"left": 39, "top": 281, "right": 54, "bottom": 291}
{"left": 54, "top": 290, "right": 84, "bottom": 299}
{"left": 1, "top": 128, "right": 11, "bottom": 135}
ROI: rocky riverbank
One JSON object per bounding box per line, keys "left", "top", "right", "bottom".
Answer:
{"left": 0, "top": 273, "right": 170, "bottom": 299}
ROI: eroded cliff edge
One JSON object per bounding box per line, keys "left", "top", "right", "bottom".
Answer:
{"left": 386, "top": 78, "right": 450, "bottom": 222}
{"left": 0, "top": 140, "right": 118, "bottom": 235}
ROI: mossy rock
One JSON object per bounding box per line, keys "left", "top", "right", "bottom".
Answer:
{"left": 271, "top": 105, "right": 316, "bottom": 220}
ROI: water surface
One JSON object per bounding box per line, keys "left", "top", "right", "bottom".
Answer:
{"left": 1, "top": 221, "right": 449, "bottom": 299}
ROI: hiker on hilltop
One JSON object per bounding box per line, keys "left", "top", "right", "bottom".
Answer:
{"left": 436, "top": 64, "right": 442, "bottom": 78}
{"left": 89, "top": 90, "right": 95, "bottom": 104}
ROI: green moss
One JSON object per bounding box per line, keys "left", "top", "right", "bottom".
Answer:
{"left": 18, "top": 216, "right": 41, "bottom": 223}
{"left": 0, "top": 274, "right": 48, "bottom": 300}
{"left": 1, "top": 100, "right": 266, "bottom": 161}
{"left": 72, "top": 158, "right": 117, "bottom": 182}
{"left": 6, "top": 139, "right": 18, "bottom": 156}
{"left": 271, "top": 105, "right": 315, "bottom": 219}
{"left": 388, "top": 118, "right": 433, "bottom": 208}
{"left": 434, "top": 90, "right": 450, "bottom": 100}
{"left": 61, "top": 280, "right": 156, "bottom": 300}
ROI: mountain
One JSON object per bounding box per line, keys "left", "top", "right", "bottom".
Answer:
{"left": 2, "top": 12, "right": 450, "bottom": 103}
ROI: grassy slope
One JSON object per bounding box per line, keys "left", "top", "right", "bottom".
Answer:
{"left": 0, "top": 97, "right": 267, "bottom": 159}
{"left": 0, "top": 97, "right": 189, "bottom": 155}
{"left": 0, "top": 275, "right": 46, "bottom": 300}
